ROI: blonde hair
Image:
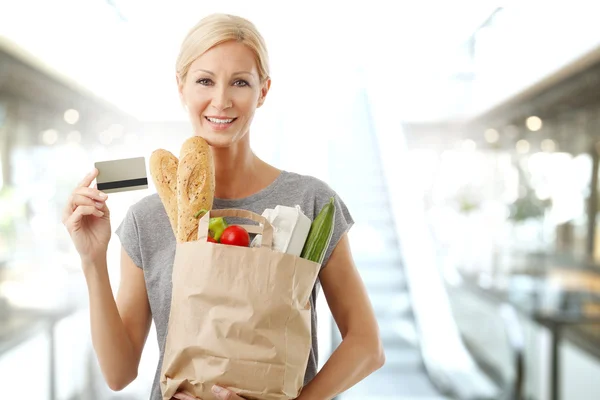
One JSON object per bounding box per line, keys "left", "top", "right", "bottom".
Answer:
{"left": 176, "top": 13, "right": 270, "bottom": 84}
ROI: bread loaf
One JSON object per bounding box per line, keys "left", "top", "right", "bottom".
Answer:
{"left": 177, "top": 136, "right": 215, "bottom": 242}
{"left": 149, "top": 149, "right": 179, "bottom": 237}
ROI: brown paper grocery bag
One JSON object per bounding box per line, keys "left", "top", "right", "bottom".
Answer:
{"left": 160, "top": 209, "right": 321, "bottom": 400}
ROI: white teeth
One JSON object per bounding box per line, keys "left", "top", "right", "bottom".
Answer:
{"left": 207, "top": 117, "right": 234, "bottom": 124}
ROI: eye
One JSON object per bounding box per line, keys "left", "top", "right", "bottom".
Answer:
{"left": 233, "top": 80, "right": 250, "bottom": 87}
{"left": 196, "top": 78, "right": 212, "bottom": 86}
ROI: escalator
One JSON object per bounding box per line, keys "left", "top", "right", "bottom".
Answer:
{"left": 325, "top": 90, "right": 523, "bottom": 400}
{"left": 330, "top": 167, "right": 448, "bottom": 399}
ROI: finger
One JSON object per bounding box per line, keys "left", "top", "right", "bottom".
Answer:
{"left": 71, "top": 194, "right": 105, "bottom": 211}
{"left": 72, "top": 187, "right": 109, "bottom": 203}
{"left": 64, "top": 188, "right": 107, "bottom": 222}
{"left": 173, "top": 393, "right": 199, "bottom": 400}
{"left": 65, "top": 206, "right": 104, "bottom": 232}
{"left": 78, "top": 168, "right": 98, "bottom": 188}
{"left": 73, "top": 205, "right": 104, "bottom": 221}
{"left": 81, "top": 190, "right": 111, "bottom": 216}
{"left": 91, "top": 182, "right": 111, "bottom": 217}
{"left": 212, "top": 386, "right": 244, "bottom": 400}
{"left": 63, "top": 173, "right": 106, "bottom": 226}
{"left": 63, "top": 194, "right": 103, "bottom": 224}
{"left": 62, "top": 198, "right": 74, "bottom": 225}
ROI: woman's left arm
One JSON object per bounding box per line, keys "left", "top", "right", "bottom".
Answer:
{"left": 296, "top": 233, "right": 385, "bottom": 400}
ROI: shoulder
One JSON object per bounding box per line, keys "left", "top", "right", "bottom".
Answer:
{"left": 279, "top": 171, "right": 344, "bottom": 216}
{"left": 282, "top": 171, "right": 335, "bottom": 197}
{"left": 131, "top": 193, "right": 162, "bottom": 210}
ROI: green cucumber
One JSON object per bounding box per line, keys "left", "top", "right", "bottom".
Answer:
{"left": 300, "top": 197, "right": 336, "bottom": 264}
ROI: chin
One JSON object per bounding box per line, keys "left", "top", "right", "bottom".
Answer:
{"left": 193, "top": 131, "right": 241, "bottom": 148}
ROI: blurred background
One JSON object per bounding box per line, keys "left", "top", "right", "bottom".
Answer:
{"left": 1, "top": 1, "right": 600, "bottom": 399}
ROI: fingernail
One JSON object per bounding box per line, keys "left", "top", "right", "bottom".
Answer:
{"left": 94, "top": 201, "right": 103, "bottom": 209}
{"left": 98, "top": 192, "right": 107, "bottom": 198}
{"left": 211, "top": 385, "right": 222, "bottom": 394}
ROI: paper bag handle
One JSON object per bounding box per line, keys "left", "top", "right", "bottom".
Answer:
{"left": 197, "top": 209, "right": 273, "bottom": 248}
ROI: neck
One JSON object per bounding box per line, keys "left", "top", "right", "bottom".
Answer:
{"left": 211, "top": 133, "right": 261, "bottom": 199}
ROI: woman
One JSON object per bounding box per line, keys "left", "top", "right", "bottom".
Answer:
{"left": 63, "top": 13, "right": 384, "bottom": 400}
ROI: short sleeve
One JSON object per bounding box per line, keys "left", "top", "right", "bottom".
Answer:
{"left": 317, "top": 193, "right": 354, "bottom": 269}
{"left": 115, "top": 207, "right": 144, "bottom": 268}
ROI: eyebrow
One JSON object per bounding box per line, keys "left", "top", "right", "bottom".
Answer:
{"left": 192, "top": 69, "right": 254, "bottom": 77}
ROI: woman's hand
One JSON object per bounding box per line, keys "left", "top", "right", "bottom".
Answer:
{"left": 210, "top": 386, "right": 246, "bottom": 400}
{"left": 172, "top": 385, "right": 247, "bottom": 400}
{"left": 62, "top": 168, "right": 111, "bottom": 264}
{"left": 172, "top": 393, "right": 197, "bottom": 400}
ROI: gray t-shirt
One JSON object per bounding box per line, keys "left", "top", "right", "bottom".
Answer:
{"left": 115, "top": 170, "right": 354, "bottom": 400}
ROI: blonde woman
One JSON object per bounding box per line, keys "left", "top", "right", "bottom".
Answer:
{"left": 63, "top": 13, "right": 384, "bottom": 400}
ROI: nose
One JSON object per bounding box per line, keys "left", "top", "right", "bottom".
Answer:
{"left": 211, "top": 86, "right": 232, "bottom": 111}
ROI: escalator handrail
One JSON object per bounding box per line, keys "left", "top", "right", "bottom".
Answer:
{"left": 499, "top": 303, "right": 526, "bottom": 400}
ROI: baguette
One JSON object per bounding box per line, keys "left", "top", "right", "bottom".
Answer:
{"left": 177, "top": 136, "right": 215, "bottom": 242}
{"left": 149, "top": 149, "right": 179, "bottom": 237}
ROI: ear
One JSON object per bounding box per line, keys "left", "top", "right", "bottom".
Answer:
{"left": 176, "top": 74, "right": 186, "bottom": 108}
{"left": 257, "top": 78, "right": 271, "bottom": 108}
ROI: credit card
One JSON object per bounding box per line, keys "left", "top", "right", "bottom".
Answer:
{"left": 95, "top": 157, "right": 148, "bottom": 194}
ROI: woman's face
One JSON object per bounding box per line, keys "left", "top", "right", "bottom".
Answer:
{"left": 179, "top": 41, "right": 270, "bottom": 148}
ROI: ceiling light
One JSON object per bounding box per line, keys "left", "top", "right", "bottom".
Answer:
{"left": 41, "top": 129, "right": 58, "bottom": 145}
{"left": 484, "top": 128, "right": 499, "bottom": 143}
{"left": 526, "top": 116, "right": 542, "bottom": 132}
{"left": 64, "top": 109, "right": 79, "bottom": 125}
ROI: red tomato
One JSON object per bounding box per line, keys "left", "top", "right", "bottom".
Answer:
{"left": 207, "top": 236, "right": 217, "bottom": 243}
{"left": 219, "top": 225, "right": 250, "bottom": 247}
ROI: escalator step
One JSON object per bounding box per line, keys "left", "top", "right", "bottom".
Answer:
{"left": 342, "top": 370, "right": 446, "bottom": 398}
{"left": 377, "top": 318, "right": 419, "bottom": 346}
{"left": 381, "top": 345, "right": 423, "bottom": 370}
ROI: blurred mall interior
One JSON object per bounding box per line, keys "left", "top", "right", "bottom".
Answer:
{"left": 2, "top": 1, "right": 600, "bottom": 399}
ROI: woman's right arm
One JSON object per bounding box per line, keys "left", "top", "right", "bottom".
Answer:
{"left": 63, "top": 169, "right": 151, "bottom": 391}
{"left": 84, "top": 249, "right": 152, "bottom": 391}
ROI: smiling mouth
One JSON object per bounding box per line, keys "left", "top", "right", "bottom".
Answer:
{"left": 205, "top": 117, "right": 237, "bottom": 124}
